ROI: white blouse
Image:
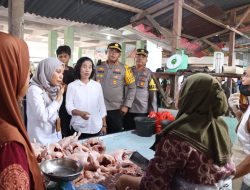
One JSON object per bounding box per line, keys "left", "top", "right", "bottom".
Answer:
{"left": 66, "top": 79, "right": 107, "bottom": 134}
{"left": 26, "top": 85, "right": 62, "bottom": 145}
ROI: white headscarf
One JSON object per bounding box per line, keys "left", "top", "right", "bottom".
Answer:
{"left": 30, "top": 57, "right": 64, "bottom": 99}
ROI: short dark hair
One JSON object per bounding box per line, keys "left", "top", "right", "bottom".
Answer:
{"left": 74, "top": 57, "right": 95, "bottom": 80}
{"left": 56, "top": 45, "right": 71, "bottom": 56}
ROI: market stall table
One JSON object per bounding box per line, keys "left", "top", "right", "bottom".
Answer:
{"left": 89, "top": 130, "right": 155, "bottom": 160}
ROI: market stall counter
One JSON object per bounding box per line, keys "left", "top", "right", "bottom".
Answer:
{"left": 93, "top": 130, "right": 155, "bottom": 160}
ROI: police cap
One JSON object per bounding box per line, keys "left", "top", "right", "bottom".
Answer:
{"left": 136, "top": 49, "right": 148, "bottom": 57}
{"left": 107, "top": 43, "right": 122, "bottom": 52}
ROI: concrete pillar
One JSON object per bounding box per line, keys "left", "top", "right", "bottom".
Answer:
{"left": 136, "top": 40, "right": 145, "bottom": 49}
{"left": 121, "top": 42, "right": 126, "bottom": 65}
{"left": 64, "top": 27, "right": 74, "bottom": 66}
{"left": 48, "top": 30, "right": 57, "bottom": 57}
{"left": 8, "top": 0, "right": 25, "bottom": 39}
{"left": 78, "top": 47, "right": 83, "bottom": 59}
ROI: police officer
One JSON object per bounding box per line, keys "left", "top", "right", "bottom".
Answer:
{"left": 95, "top": 43, "right": 136, "bottom": 134}
{"left": 124, "top": 49, "right": 157, "bottom": 131}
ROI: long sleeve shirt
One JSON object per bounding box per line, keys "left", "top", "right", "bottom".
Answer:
{"left": 140, "top": 134, "right": 235, "bottom": 190}
{"left": 129, "top": 67, "right": 157, "bottom": 113}
{"left": 95, "top": 61, "right": 136, "bottom": 110}
{"left": 66, "top": 80, "right": 107, "bottom": 134}
{"left": 234, "top": 105, "right": 250, "bottom": 186}
{"left": 26, "top": 85, "right": 62, "bottom": 145}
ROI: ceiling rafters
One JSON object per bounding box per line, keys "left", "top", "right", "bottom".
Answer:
{"left": 92, "top": 0, "right": 142, "bottom": 13}
{"left": 183, "top": 3, "right": 250, "bottom": 40}
{"left": 130, "top": 0, "right": 173, "bottom": 22}
{"left": 145, "top": 15, "right": 173, "bottom": 39}
{"left": 235, "top": 6, "right": 250, "bottom": 29}
{"left": 182, "top": 33, "right": 224, "bottom": 52}
{"left": 225, "top": 4, "right": 250, "bottom": 14}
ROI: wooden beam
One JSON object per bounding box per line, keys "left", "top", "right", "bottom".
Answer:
{"left": 123, "top": 26, "right": 172, "bottom": 51}
{"left": 235, "top": 6, "right": 250, "bottom": 29}
{"left": 181, "top": 33, "right": 196, "bottom": 40}
{"left": 151, "top": 74, "right": 172, "bottom": 108}
{"left": 131, "top": 0, "right": 173, "bottom": 22}
{"left": 225, "top": 4, "right": 250, "bottom": 14}
{"left": 172, "top": 0, "right": 183, "bottom": 53}
{"left": 228, "top": 11, "right": 236, "bottom": 66}
{"left": 145, "top": 15, "right": 173, "bottom": 39}
{"left": 199, "top": 29, "right": 229, "bottom": 39}
{"left": 152, "top": 5, "right": 173, "bottom": 18}
{"left": 182, "top": 34, "right": 224, "bottom": 52}
{"left": 8, "top": 0, "right": 25, "bottom": 39}
{"left": 202, "top": 39, "right": 222, "bottom": 51}
{"left": 183, "top": 3, "right": 250, "bottom": 40}
{"left": 92, "top": 0, "right": 142, "bottom": 13}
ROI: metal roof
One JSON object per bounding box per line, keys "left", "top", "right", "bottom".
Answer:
{"left": 0, "top": 0, "right": 249, "bottom": 32}
{"left": 0, "top": 0, "right": 161, "bottom": 29}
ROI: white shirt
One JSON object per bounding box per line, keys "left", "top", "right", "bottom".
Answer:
{"left": 236, "top": 105, "right": 250, "bottom": 186}
{"left": 66, "top": 79, "right": 107, "bottom": 134}
{"left": 26, "top": 85, "right": 62, "bottom": 145}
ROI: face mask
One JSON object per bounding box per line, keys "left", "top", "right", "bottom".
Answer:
{"left": 239, "top": 84, "right": 250, "bottom": 96}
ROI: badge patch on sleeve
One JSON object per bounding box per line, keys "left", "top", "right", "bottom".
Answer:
{"left": 149, "top": 79, "right": 157, "bottom": 91}
{"left": 125, "top": 66, "right": 135, "bottom": 85}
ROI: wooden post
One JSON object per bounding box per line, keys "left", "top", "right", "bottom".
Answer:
{"left": 8, "top": 0, "right": 25, "bottom": 39}
{"left": 172, "top": 0, "right": 183, "bottom": 53}
{"left": 228, "top": 11, "right": 236, "bottom": 92}
{"left": 228, "top": 11, "right": 236, "bottom": 66}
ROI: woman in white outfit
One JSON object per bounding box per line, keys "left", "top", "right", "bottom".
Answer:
{"left": 228, "top": 66, "right": 250, "bottom": 190}
{"left": 66, "top": 57, "right": 107, "bottom": 140}
{"left": 26, "top": 57, "right": 65, "bottom": 145}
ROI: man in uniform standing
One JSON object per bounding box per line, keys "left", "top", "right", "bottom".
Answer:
{"left": 95, "top": 43, "right": 136, "bottom": 134}
{"left": 124, "top": 49, "right": 157, "bottom": 131}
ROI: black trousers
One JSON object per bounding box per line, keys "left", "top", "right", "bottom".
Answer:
{"left": 59, "top": 94, "right": 72, "bottom": 138}
{"left": 71, "top": 127, "right": 101, "bottom": 140}
{"left": 60, "top": 115, "right": 72, "bottom": 138}
{"left": 124, "top": 112, "right": 148, "bottom": 131}
{"left": 106, "top": 110, "right": 124, "bottom": 134}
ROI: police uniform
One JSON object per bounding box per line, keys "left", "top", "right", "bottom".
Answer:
{"left": 95, "top": 43, "right": 136, "bottom": 133}
{"left": 124, "top": 49, "right": 157, "bottom": 131}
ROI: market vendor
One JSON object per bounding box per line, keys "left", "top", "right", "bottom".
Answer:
{"left": 95, "top": 43, "right": 136, "bottom": 134}
{"left": 124, "top": 49, "right": 157, "bottom": 131}
{"left": 116, "top": 73, "right": 250, "bottom": 190}
{"left": 228, "top": 66, "right": 250, "bottom": 189}
{"left": 0, "top": 32, "right": 44, "bottom": 189}
{"left": 27, "top": 58, "right": 65, "bottom": 145}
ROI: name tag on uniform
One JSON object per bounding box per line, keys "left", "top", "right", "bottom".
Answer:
{"left": 97, "top": 68, "right": 105, "bottom": 73}
{"left": 113, "top": 68, "right": 121, "bottom": 74}
{"left": 97, "top": 74, "right": 104, "bottom": 78}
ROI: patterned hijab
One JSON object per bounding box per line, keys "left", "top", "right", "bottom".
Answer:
{"left": 0, "top": 32, "right": 44, "bottom": 189}
{"left": 30, "top": 57, "right": 63, "bottom": 99}
{"left": 153, "top": 73, "right": 231, "bottom": 166}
